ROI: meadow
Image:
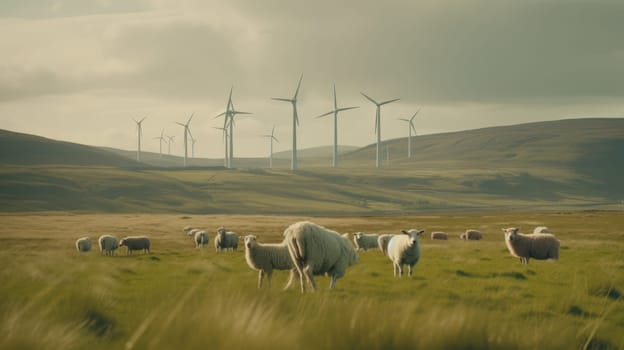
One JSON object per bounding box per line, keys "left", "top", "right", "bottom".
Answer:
{"left": 0, "top": 211, "right": 623, "bottom": 349}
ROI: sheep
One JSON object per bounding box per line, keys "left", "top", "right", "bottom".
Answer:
{"left": 283, "top": 221, "right": 358, "bottom": 293}
{"left": 183, "top": 226, "right": 195, "bottom": 235}
{"left": 243, "top": 235, "right": 298, "bottom": 289}
{"left": 377, "top": 234, "right": 395, "bottom": 255}
{"left": 194, "top": 230, "right": 209, "bottom": 248}
{"left": 215, "top": 227, "right": 239, "bottom": 252}
{"left": 119, "top": 236, "right": 151, "bottom": 255}
{"left": 533, "top": 226, "right": 550, "bottom": 234}
{"left": 431, "top": 231, "right": 448, "bottom": 240}
{"left": 188, "top": 228, "right": 201, "bottom": 238}
{"left": 75, "top": 237, "right": 92, "bottom": 253}
{"left": 98, "top": 235, "right": 119, "bottom": 256}
{"left": 353, "top": 232, "right": 380, "bottom": 251}
{"left": 460, "top": 229, "right": 482, "bottom": 240}
{"left": 387, "top": 229, "right": 424, "bottom": 277}
{"left": 502, "top": 227, "right": 560, "bottom": 264}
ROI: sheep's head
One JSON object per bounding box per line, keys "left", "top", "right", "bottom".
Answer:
{"left": 401, "top": 229, "right": 424, "bottom": 247}
{"left": 502, "top": 227, "right": 519, "bottom": 242}
{"left": 244, "top": 235, "right": 257, "bottom": 249}
{"left": 217, "top": 227, "right": 226, "bottom": 236}
{"left": 119, "top": 239, "right": 126, "bottom": 247}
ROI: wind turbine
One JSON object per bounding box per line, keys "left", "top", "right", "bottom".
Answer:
{"left": 215, "top": 87, "right": 251, "bottom": 168}
{"left": 272, "top": 74, "right": 303, "bottom": 171}
{"left": 262, "top": 125, "right": 279, "bottom": 169}
{"left": 133, "top": 117, "right": 147, "bottom": 162}
{"left": 190, "top": 133, "right": 197, "bottom": 158}
{"left": 316, "top": 84, "right": 358, "bottom": 167}
{"left": 166, "top": 135, "right": 175, "bottom": 155}
{"left": 213, "top": 126, "right": 228, "bottom": 167}
{"left": 398, "top": 108, "right": 420, "bottom": 159}
{"left": 175, "top": 113, "right": 194, "bottom": 167}
{"left": 154, "top": 129, "right": 168, "bottom": 158}
{"left": 360, "top": 92, "right": 400, "bottom": 168}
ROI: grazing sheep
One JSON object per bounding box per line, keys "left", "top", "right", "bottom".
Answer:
{"left": 387, "top": 229, "right": 424, "bottom": 277}
{"left": 353, "top": 232, "right": 380, "bottom": 251}
{"left": 119, "top": 236, "right": 151, "bottom": 255}
{"left": 431, "top": 231, "right": 448, "bottom": 240}
{"left": 75, "top": 237, "right": 92, "bottom": 253}
{"left": 283, "top": 221, "right": 358, "bottom": 293}
{"left": 215, "top": 227, "right": 239, "bottom": 252}
{"left": 194, "top": 230, "right": 209, "bottom": 248}
{"left": 188, "top": 228, "right": 201, "bottom": 238}
{"left": 377, "top": 234, "right": 395, "bottom": 255}
{"left": 98, "top": 235, "right": 119, "bottom": 256}
{"left": 502, "top": 227, "right": 560, "bottom": 264}
{"left": 460, "top": 229, "right": 482, "bottom": 240}
{"left": 183, "top": 226, "right": 195, "bottom": 235}
{"left": 243, "top": 235, "right": 298, "bottom": 289}
{"left": 533, "top": 226, "right": 550, "bottom": 234}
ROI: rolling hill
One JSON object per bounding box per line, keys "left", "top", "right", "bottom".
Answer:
{"left": 0, "top": 118, "right": 622, "bottom": 214}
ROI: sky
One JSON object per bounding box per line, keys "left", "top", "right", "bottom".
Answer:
{"left": 0, "top": 0, "right": 623, "bottom": 158}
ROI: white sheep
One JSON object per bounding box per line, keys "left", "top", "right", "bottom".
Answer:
{"left": 377, "top": 234, "right": 395, "bottom": 255}
{"left": 194, "top": 230, "right": 209, "bottom": 248}
{"left": 460, "top": 229, "right": 482, "bottom": 240}
{"left": 215, "top": 227, "right": 238, "bottom": 252}
{"left": 533, "top": 226, "right": 550, "bottom": 234}
{"left": 353, "top": 232, "right": 380, "bottom": 251}
{"left": 98, "top": 235, "right": 119, "bottom": 256}
{"left": 431, "top": 231, "right": 448, "bottom": 240}
{"left": 502, "top": 227, "right": 560, "bottom": 264}
{"left": 119, "top": 236, "right": 151, "bottom": 255}
{"left": 75, "top": 237, "right": 92, "bottom": 253}
{"left": 183, "top": 226, "right": 195, "bottom": 235}
{"left": 387, "top": 229, "right": 424, "bottom": 277}
{"left": 283, "top": 221, "right": 358, "bottom": 293}
{"left": 243, "top": 235, "right": 298, "bottom": 289}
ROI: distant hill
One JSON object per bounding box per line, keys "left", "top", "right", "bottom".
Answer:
{"left": 0, "top": 129, "right": 139, "bottom": 167}
{"left": 273, "top": 145, "right": 360, "bottom": 159}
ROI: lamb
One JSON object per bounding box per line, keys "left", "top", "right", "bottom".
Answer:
{"left": 119, "top": 236, "right": 151, "bottom": 255}
{"left": 243, "top": 235, "right": 298, "bottom": 289}
{"left": 502, "top": 227, "right": 560, "bottom": 264}
{"left": 431, "top": 231, "right": 448, "bottom": 240}
{"left": 215, "top": 227, "right": 239, "bottom": 252}
{"left": 98, "top": 235, "right": 119, "bottom": 256}
{"left": 377, "top": 234, "right": 395, "bottom": 255}
{"left": 194, "top": 230, "right": 209, "bottom": 248}
{"left": 460, "top": 229, "right": 482, "bottom": 240}
{"left": 283, "top": 221, "right": 358, "bottom": 293}
{"left": 533, "top": 226, "right": 550, "bottom": 234}
{"left": 353, "top": 232, "right": 380, "bottom": 251}
{"left": 387, "top": 229, "right": 424, "bottom": 277}
{"left": 75, "top": 237, "right": 92, "bottom": 252}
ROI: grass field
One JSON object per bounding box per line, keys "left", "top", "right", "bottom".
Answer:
{"left": 0, "top": 211, "right": 623, "bottom": 349}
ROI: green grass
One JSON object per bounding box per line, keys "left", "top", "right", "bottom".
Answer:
{"left": 0, "top": 211, "right": 623, "bottom": 349}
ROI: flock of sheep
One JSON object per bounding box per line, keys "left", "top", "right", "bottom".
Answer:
{"left": 74, "top": 222, "right": 560, "bottom": 293}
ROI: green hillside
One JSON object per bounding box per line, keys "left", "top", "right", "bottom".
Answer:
{"left": 0, "top": 118, "right": 622, "bottom": 214}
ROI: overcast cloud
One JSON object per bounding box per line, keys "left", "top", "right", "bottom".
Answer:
{"left": 0, "top": 0, "right": 622, "bottom": 158}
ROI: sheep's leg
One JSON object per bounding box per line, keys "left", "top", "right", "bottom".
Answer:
{"left": 303, "top": 266, "right": 316, "bottom": 292}
{"left": 283, "top": 269, "right": 297, "bottom": 290}
{"left": 398, "top": 264, "right": 403, "bottom": 277}
{"left": 408, "top": 264, "right": 413, "bottom": 277}
{"left": 258, "top": 271, "right": 264, "bottom": 289}
{"left": 266, "top": 270, "right": 272, "bottom": 289}
{"left": 393, "top": 263, "right": 398, "bottom": 277}
{"left": 329, "top": 275, "right": 337, "bottom": 289}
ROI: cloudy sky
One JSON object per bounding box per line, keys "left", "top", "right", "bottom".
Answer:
{"left": 1, "top": 0, "right": 622, "bottom": 158}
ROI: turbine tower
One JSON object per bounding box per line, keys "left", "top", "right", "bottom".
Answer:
{"left": 398, "top": 108, "right": 420, "bottom": 159}
{"left": 360, "top": 92, "right": 399, "bottom": 168}
{"left": 133, "top": 117, "right": 147, "bottom": 162}
{"left": 175, "top": 113, "right": 194, "bottom": 167}
{"left": 215, "top": 87, "right": 250, "bottom": 168}
{"left": 166, "top": 135, "right": 175, "bottom": 155}
{"left": 316, "top": 84, "right": 358, "bottom": 167}
{"left": 262, "top": 125, "right": 279, "bottom": 169}
{"left": 154, "top": 129, "right": 168, "bottom": 158}
{"left": 272, "top": 74, "right": 303, "bottom": 171}
{"left": 213, "top": 126, "right": 228, "bottom": 167}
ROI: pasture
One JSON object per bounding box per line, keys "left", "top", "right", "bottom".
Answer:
{"left": 0, "top": 211, "right": 622, "bottom": 349}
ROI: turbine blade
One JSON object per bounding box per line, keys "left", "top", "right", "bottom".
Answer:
{"left": 398, "top": 118, "right": 410, "bottom": 122}
{"left": 231, "top": 110, "right": 251, "bottom": 115}
{"left": 411, "top": 123, "right": 417, "bottom": 135}
{"left": 411, "top": 108, "right": 421, "bottom": 121}
{"left": 175, "top": 122, "right": 185, "bottom": 127}
{"left": 360, "top": 92, "right": 378, "bottom": 105}
{"left": 139, "top": 116, "right": 147, "bottom": 123}
{"left": 333, "top": 84, "right": 338, "bottom": 111}
{"left": 294, "top": 74, "right": 303, "bottom": 99}
{"left": 315, "top": 110, "right": 335, "bottom": 118}
{"left": 273, "top": 136, "right": 279, "bottom": 143}
{"left": 187, "top": 112, "right": 194, "bottom": 125}
{"left": 271, "top": 125, "right": 275, "bottom": 137}
{"left": 214, "top": 111, "right": 227, "bottom": 118}
{"left": 271, "top": 97, "right": 292, "bottom": 102}
{"left": 294, "top": 105, "right": 299, "bottom": 126}
{"left": 187, "top": 127, "right": 194, "bottom": 140}
{"left": 380, "top": 98, "right": 400, "bottom": 106}
{"left": 336, "top": 106, "right": 359, "bottom": 113}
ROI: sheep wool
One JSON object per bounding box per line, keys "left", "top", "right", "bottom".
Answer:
{"left": 194, "top": 231, "right": 209, "bottom": 248}
{"left": 243, "top": 235, "right": 297, "bottom": 289}
{"left": 431, "top": 232, "right": 448, "bottom": 240}
{"left": 119, "top": 236, "right": 151, "bottom": 255}
{"left": 215, "top": 227, "right": 239, "bottom": 252}
{"left": 75, "top": 237, "right": 92, "bottom": 253}
{"left": 377, "top": 234, "right": 395, "bottom": 255}
{"left": 353, "top": 232, "right": 380, "bottom": 251}
{"left": 461, "top": 229, "right": 482, "bottom": 240}
{"left": 503, "top": 227, "right": 560, "bottom": 264}
{"left": 283, "top": 221, "right": 358, "bottom": 293}
{"left": 533, "top": 226, "right": 550, "bottom": 234}
{"left": 98, "top": 235, "right": 119, "bottom": 256}
{"left": 387, "top": 229, "right": 424, "bottom": 277}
